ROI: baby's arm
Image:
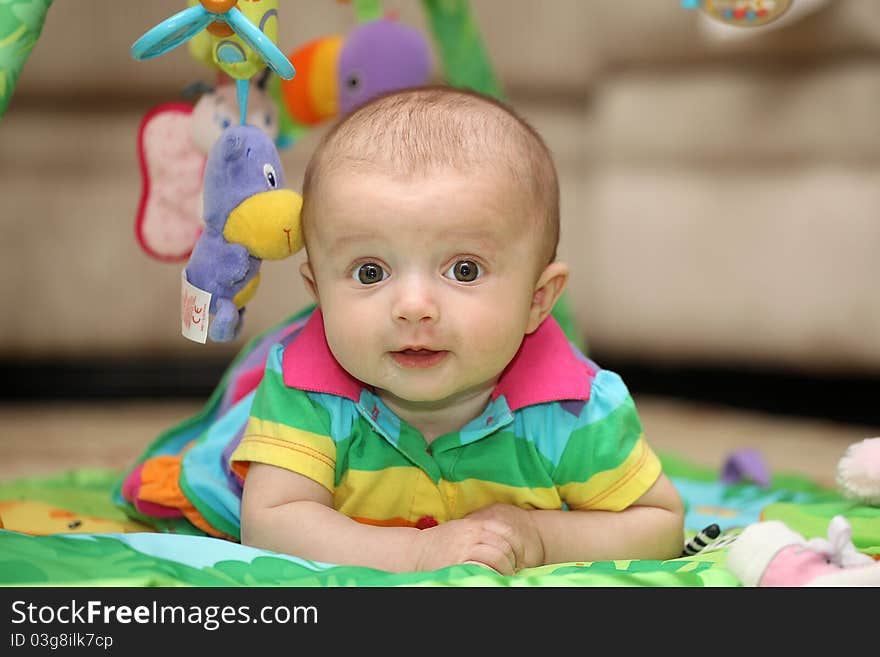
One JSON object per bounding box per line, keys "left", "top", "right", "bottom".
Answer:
{"left": 467, "top": 472, "right": 684, "bottom": 568}
{"left": 240, "top": 462, "right": 524, "bottom": 574}
{"left": 532, "top": 472, "right": 684, "bottom": 564}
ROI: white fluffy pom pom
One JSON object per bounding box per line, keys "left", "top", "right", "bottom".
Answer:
{"left": 836, "top": 437, "right": 880, "bottom": 506}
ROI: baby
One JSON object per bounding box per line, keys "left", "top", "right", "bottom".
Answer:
{"left": 233, "top": 86, "right": 684, "bottom": 574}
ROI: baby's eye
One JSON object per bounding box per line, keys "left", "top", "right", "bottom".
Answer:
{"left": 353, "top": 262, "right": 389, "bottom": 285}
{"left": 263, "top": 163, "right": 277, "bottom": 188}
{"left": 443, "top": 259, "right": 482, "bottom": 282}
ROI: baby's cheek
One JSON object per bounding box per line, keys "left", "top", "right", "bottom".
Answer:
{"left": 324, "top": 311, "right": 380, "bottom": 376}
{"left": 460, "top": 312, "right": 525, "bottom": 368}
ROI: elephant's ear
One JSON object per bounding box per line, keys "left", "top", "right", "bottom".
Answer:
{"left": 135, "top": 102, "right": 206, "bottom": 262}
{"left": 219, "top": 129, "right": 246, "bottom": 162}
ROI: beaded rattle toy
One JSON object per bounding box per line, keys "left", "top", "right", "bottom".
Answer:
{"left": 681, "top": 0, "right": 793, "bottom": 27}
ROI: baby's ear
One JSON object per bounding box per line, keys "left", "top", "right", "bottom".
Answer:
{"left": 526, "top": 261, "right": 569, "bottom": 334}
{"left": 299, "top": 261, "right": 320, "bottom": 304}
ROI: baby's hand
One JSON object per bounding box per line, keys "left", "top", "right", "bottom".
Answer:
{"left": 465, "top": 503, "right": 545, "bottom": 571}
{"left": 410, "top": 517, "right": 521, "bottom": 575}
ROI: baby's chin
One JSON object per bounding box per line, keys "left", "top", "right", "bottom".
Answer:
{"left": 376, "top": 377, "right": 499, "bottom": 411}
{"left": 376, "top": 386, "right": 459, "bottom": 407}
{"left": 365, "top": 360, "right": 500, "bottom": 407}
{"left": 372, "top": 379, "right": 472, "bottom": 409}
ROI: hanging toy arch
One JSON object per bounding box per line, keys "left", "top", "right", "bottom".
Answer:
{"left": 129, "top": 0, "right": 583, "bottom": 348}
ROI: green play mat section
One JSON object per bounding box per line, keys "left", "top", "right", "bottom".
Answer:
{"left": 0, "top": 454, "right": 876, "bottom": 587}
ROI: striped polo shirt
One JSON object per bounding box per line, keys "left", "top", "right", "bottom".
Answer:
{"left": 230, "top": 310, "right": 661, "bottom": 527}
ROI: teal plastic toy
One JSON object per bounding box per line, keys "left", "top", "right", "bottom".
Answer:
{"left": 131, "top": 1, "right": 295, "bottom": 125}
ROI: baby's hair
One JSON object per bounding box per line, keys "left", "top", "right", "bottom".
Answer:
{"left": 301, "top": 85, "right": 560, "bottom": 266}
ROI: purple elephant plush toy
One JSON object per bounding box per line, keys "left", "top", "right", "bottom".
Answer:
{"left": 184, "top": 124, "right": 303, "bottom": 343}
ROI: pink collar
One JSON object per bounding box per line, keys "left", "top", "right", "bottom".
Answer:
{"left": 282, "top": 310, "right": 593, "bottom": 411}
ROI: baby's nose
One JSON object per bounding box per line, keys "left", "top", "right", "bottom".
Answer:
{"left": 392, "top": 280, "right": 439, "bottom": 324}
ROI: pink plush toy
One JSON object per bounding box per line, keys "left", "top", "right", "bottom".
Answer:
{"left": 727, "top": 515, "right": 880, "bottom": 586}
{"left": 727, "top": 437, "right": 880, "bottom": 586}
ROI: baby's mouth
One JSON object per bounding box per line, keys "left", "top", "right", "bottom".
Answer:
{"left": 390, "top": 348, "right": 449, "bottom": 369}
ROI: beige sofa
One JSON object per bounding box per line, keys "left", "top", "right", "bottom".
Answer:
{"left": 2, "top": 0, "right": 878, "bottom": 377}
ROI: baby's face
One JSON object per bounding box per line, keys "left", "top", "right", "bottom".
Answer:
{"left": 302, "top": 166, "right": 544, "bottom": 408}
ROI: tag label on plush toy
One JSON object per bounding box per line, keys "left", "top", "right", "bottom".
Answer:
{"left": 181, "top": 271, "right": 212, "bottom": 344}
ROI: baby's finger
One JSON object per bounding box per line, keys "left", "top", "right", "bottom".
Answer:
{"left": 462, "top": 559, "right": 500, "bottom": 574}
{"left": 469, "top": 550, "right": 513, "bottom": 576}
{"left": 482, "top": 519, "right": 524, "bottom": 571}
{"left": 473, "top": 534, "right": 516, "bottom": 575}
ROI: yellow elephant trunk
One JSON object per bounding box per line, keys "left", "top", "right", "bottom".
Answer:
{"left": 222, "top": 189, "right": 304, "bottom": 260}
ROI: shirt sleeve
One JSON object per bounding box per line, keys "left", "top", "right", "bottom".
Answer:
{"left": 229, "top": 343, "right": 338, "bottom": 493}
{"left": 552, "top": 369, "right": 662, "bottom": 511}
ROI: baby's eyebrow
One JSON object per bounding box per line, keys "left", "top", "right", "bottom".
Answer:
{"left": 442, "top": 229, "right": 501, "bottom": 251}
{"left": 325, "top": 228, "right": 501, "bottom": 254}
{"left": 444, "top": 228, "right": 498, "bottom": 241}
{"left": 326, "top": 232, "right": 378, "bottom": 252}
